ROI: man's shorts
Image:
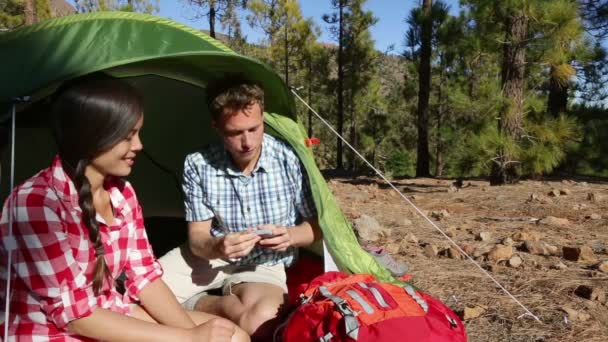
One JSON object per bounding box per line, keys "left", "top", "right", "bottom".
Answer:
{"left": 159, "top": 244, "right": 287, "bottom": 309}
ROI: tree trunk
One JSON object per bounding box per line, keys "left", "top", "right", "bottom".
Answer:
{"left": 435, "top": 59, "right": 446, "bottom": 177}
{"left": 349, "top": 91, "right": 357, "bottom": 172}
{"left": 490, "top": 14, "right": 528, "bottom": 185}
{"left": 24, "top": 0, "right": 36, "bottom": 25}
{"left": 284, "top": 23, "right": 289, "bottom": 86}
{"left": 548, "top": 66, "right": 568, "bottom": 116}
{"left": 416, "top": 0, "right": 432, "bottom": 177}
{"left": 209, "top": 1, "right": 216, "bottom": 38}
{"left": 307, "top": 57, "right": 313, "bottom": 138}
{"left": 336, "top": 0, "right": 345, "bottom": 170}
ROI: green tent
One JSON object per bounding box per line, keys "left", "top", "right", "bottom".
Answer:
{"left": 0, "top": 12, "right": 396, "bottom": 282}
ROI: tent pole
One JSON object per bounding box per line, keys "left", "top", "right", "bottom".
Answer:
{"left": 289, "top": 88, "right": 541, "bottom": 323}
{"left": 3, "top": 101, "right": 16, "bottom": 340}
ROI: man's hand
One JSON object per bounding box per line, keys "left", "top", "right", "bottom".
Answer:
{"left": 256, "top": 224, "right": 293, "bottom": 252}
{"left": 215, "top": 232, "right": 261, "bottom": 259}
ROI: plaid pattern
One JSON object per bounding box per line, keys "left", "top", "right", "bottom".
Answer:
{"left": 0, "top": 156, "right": 163, "bottom": 341}
{"left": 183, "top": 134, "right": 317, "bottom": 267}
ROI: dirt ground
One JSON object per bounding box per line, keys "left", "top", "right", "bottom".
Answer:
{"left": 326, "top": 175, "right": 608, "bottom": 342}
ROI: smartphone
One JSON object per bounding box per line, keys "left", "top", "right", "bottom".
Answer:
{"left": 253, "top": 229, "right": 274, "bottom": 238}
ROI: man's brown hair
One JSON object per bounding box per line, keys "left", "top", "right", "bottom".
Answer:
{"left": 206, "top": 74, "right": 264, "bottom": 120}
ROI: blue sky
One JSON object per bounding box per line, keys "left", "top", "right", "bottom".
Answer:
{"left": 158, "top": 0, "right": 460, "bottom": 53}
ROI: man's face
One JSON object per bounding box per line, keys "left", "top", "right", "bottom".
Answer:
{"left": 213, "top": 102, "right": 264, "bottom": 171}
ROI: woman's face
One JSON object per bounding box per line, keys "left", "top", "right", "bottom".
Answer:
{"left": 87, "top": 114, "right": 144, "bottom": 179}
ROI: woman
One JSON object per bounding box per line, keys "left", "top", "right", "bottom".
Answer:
{"left": 0, "top": 74, "right": 249, "bottom": 342}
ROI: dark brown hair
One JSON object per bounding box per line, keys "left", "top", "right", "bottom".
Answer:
{"left": 206, "top": 74, "right": 264, "bottom": 120}
{"left": 52, "top": 73, "right": 143, "bottom": 295}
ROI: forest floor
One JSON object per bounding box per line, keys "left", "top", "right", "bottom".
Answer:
{"left": 326, "top": 175, "right": 608, "bottom": 342}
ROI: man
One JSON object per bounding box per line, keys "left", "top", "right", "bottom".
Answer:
{"left": 159, "top": 75, "right": 321, "bottom": 339}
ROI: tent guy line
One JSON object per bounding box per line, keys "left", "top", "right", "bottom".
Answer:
{"left": 290, "top": 88, "right": 542, "bottom": 323}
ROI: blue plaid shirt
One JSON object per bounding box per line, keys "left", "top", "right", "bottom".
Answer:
{"left": 183, "top": 134, "right": 317, "bottom": 267}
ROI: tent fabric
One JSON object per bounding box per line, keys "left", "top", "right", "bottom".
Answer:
{"left": 0, "top": 12, "right": 396, "bottom": 283}
{"left": 0, "top": 11, "right": 295, "bottom": 120}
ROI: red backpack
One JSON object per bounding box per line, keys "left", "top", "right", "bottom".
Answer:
{"left": 281, "top": 272, "right": 467, "bottom": 342}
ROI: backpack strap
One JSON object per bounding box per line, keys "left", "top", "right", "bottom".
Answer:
{"left": 319, "top": 286, "right": 360, "bottom": 340}
{"left": 346, "top": 290, "right": 375, "bottom": 314}
{"left": 318, "top": 332, "right": 334, "bottom": 342}
{"left": 403, "top": 284, "right": 429, "bottom": 313}
{"left": 357, "top": 282, "right": 390, "bottom": 309}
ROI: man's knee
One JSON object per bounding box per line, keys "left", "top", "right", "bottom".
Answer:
{"left": 239, "top": 300, "right": 282, "bottom": 335}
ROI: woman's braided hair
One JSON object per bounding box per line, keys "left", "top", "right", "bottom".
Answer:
{"left": 51, "top": 74, "right": 143, "bottom": 295}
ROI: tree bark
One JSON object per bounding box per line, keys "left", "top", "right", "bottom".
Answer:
{"left": 416, "top": 0, "right": 432, "bottom": 177}
{"left": 284, "top": 22, "right": 289, "bottom": 86}
{"left": 490, "top": 14, "right": 529, "bottom": 185}
{"left": 307, "top": 57, "right": 313, "bottom": 138}
{"left": 435, "top": 59, "right": 446, "bottom": 177}
{"left": 209, "top": 0, "right": 216, "bottom": 38}
{"left": 24, "top": 0, "right": 37, "bottom": 25}
{"left": 336, "top": 0, "right": 345, "bottom": 170}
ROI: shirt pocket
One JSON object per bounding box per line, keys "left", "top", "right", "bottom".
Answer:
{"left": 262, "top": 190, "right": 292, "bottom": 225}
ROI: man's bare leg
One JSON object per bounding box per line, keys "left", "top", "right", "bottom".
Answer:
{"left": 194, "top": 282, "right": 286, "bottom": 339}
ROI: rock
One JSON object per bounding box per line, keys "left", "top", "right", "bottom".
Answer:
{"left": 563, "top": 246, "right": 597, "bottom": 263}
{"left": 447, "top": 247, "right": 462, "bottom": 259}
{"left": 460, "top": 243, "right": 477, "bottom": 255}
{"left": 476, "top": 232, "right": 492, "bottom": 242}
{"left": 539, "top": 216, "right": 570, "bottom": 227}
{"left": 561, "top": 306, "right": 590, "bottom": 322}
{"left": 487, "top": 244, "right": 513, "bottom": 262}
{"left": 596, "top": 261, "right": 608, "bottom": 273}
{"left": 385, "top": 242, "right": 401, "bottom": 255}
{"left": 502, "top": 237, "right": 514, "bottom": 246}
{"left": 560, "top": 189, "right": 572, "bottom": 196}
{"left": 586, "top": 213, "right": 602, "bottom": 220}
{"left": 548, "top": 189, "right": 561, "bottom": 197}
{"left": 401, "top": 218, "right": 413, "bottom": 226}
{"left": 404, "top": 233, "right": 419, "bottom": 244}
{"left": 528, "top": 193, "right": 553, "bottom": 204}
{"left": 512, "top": 231, "right": 542, "bottom": 242}
{"left": 473, "top": 244, "right": 494, "bottom": 257}
{"left": 587, "top": 192, "right": 602, "bottom": 202}
{"left": 523, "top": 241, "right": 559, "bottom": 256}
{"left": 562, "top": 179, "right": 575, "bottom": 185}
{"left": 423, "top": 244, "right": 438, "bottom": 258}
{"left": 353, "top": 215, "right": 391, "bottom": 242}
{"left": 551, "top": 261, "right": 568, "bottom": 270}
{"left": 508, "top": 255, "right": 523, "bottom": 268}
{"left": 430, "top": 209, "right": 450, "bottom": 221}
{"left": 463, "top": 305, "right": 486, "bottom": 320}
{"left": 582, "top": 300, "right": 598, "bottom": 310}
{"left": 573, "top": 203, "right": 587, "bottom": 210}
{"left": 574, "top": 285, "right": 606, "bottom": 303}
{"left": 445, "top": 226, "right": 458, "bottom": 238}
{"left": 589, "top": 240, "right": 607, "bottom": 254}
{"left": 346, "top": 192, "right": 369, "bottom": 202}
{"left": 447, "top": 185, "right": 459, "bottom": 193}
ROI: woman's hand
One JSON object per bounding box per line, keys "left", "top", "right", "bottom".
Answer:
{"left": 188, "top": 318, "right": 237, "bottom": 342}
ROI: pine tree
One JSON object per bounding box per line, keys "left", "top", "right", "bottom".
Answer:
{"left": 74, "top": 0, "right": 158, "bottom": 13}
{"left": 184, "top": 0, "right": 244, "bottom": 39}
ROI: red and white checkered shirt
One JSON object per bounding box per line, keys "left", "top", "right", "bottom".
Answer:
{"left": 0, "top": 156, "right": 163, "bottom": 341}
